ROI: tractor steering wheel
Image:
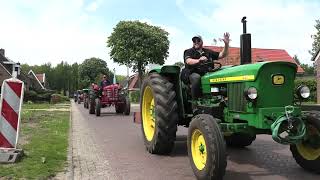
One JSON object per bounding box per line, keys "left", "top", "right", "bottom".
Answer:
{"left": 198, "top": 59, "right": 222, "bottom": 73}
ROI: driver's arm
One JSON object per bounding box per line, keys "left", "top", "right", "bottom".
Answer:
{"left": 184, "top": 49, "right": 205, "bottom": 65}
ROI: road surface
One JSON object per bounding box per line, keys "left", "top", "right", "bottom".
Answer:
{"left": 71, "top": 102, "right": 320, "bottom": 180}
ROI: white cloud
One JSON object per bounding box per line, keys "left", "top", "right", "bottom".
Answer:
{"left": 85, "top": 0, "right": 102, "bottom": 12}
{"left": 0, "top": 0, "right": 131, "bottom": 74}
{"left": 176, "top": 0, "right": 320, "bottom": 65}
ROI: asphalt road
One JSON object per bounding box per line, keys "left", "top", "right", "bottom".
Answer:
{"left": 74, "top": 103, "right": 320, "bottom": 180}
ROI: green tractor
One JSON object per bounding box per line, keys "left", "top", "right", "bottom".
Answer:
{"left": 140, "top": 17, "right": 320, "bottom": 180}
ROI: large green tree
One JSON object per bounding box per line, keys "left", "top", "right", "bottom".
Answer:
{"left": 107, "top": 20, "right": 169, "bottom": 85}
{"left": 78, "top": 57, "right": 113, "bottom": 88}
{"left": 310, "top": 19, "right": 320, "bottom": 57}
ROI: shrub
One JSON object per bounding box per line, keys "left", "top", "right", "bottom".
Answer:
{"left": 24, "top": 89, "right": 57, "bottom": 103}
{"left": 50, "top": 94, "right": 69, "bottom": 104}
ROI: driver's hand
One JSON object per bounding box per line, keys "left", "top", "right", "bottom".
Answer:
{"left": 199, "top": 56, "right": 208, "bottom": 62}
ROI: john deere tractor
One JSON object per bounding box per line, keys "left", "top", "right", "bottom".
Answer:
{"left": 140, "top": 17, "right": 320, "bottom": 180}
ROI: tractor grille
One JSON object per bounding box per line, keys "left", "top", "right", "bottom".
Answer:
{"left": 227, "top": 83, "right": 246, "bottom": 112}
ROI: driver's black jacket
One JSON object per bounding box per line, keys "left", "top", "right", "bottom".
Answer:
{"left": 183, "top": 47, "right": 219, "bottom": 75}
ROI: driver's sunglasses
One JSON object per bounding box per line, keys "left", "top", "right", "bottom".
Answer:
{"left": 193, "top": 38, "right": 201, "bottom": 43}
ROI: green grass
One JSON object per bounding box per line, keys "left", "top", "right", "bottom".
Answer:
{"left": 0, "top": 103, "right": 70, "bottom": 179}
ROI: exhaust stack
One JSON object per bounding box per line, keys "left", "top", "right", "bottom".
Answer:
{"left": 240, "top": 17, "right": 252, "bottom": 65}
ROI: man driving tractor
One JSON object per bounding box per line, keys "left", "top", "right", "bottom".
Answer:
{"left": 183, "top": 33, "right": 230, "bottom": 101}
{"left": 100, "top": 75, "right": 111, "bottom": 88}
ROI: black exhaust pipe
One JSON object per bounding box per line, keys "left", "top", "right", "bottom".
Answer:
{"left": 240, "top": 17, "right": 252, "bottom": 65}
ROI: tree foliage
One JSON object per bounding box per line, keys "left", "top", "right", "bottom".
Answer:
{"left": 107, "top": 20, "right": 169, "bottom": 77}
{"left": 310, "top": 19, "right": 320, "bottom": 57}
{"left": 293, "top": 55, "right": 301, "bottom": 65}
{"left": 300, "top": 63, "right": 315, "bottom": 76}
{"left": 78, "top": 57, "right": 113, "bottom": 89}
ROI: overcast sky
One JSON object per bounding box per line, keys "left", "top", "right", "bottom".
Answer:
{"left": 0, "top": 0, "right": 319, "bottom": 75}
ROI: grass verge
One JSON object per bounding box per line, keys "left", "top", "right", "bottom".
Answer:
{"left": 0, "top": 103, "right": 70, "bottom": 179}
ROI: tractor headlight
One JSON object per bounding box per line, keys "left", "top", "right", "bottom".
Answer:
{"left": 245, "top": 87, "right": 258, "bottom": 100}
{"left": 297, "top": 85, "right": 310, "bottom": 99}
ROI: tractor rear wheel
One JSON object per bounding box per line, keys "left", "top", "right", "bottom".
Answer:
{"left": 141, "top": 73, "right": 178, "bottom": 154}
{"left": 124, "top": 97, "right": 130, "bottom": 115}
{"left": 95, "top": 98, "right": 101, "bottom": 116}
{"left": 225, "top": 133, "right": 256, "bottom": 148}
{"left": 290, "top": 111, "right": 320, "bottom": 173}
{"left": 188, "top": 114, "right": 227, "bottom": 180}
{"left": 89, "top": 98, "right": 95, "bottom": 114}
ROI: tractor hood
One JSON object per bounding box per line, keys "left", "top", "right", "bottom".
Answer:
{"left": 202, "top": 61, "right": 297, "bottom": 85}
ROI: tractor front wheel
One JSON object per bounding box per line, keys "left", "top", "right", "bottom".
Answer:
{"left": 188, "top": 114, "right": 227, "bottom": 180}
{"left": 95, "top": 98, "right": 101, "bottom": 116}
{"left": 141, "top": 73, "right": 178, "bottom": 154}
{"left": 89, "top": 98, "right": 95, "bottom": 114}
{"left": 225, "top": 133, "right": 256, "bottom": 148}
{"left": 290, "top": 111, "right": 320, "bottom": 173}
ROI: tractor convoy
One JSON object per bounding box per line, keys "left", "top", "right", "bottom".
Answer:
{"left": 76, "top": 82, "right": 130, "bottom": 116}
{"left": 74, "top": 17, "right": 320, "bottom": 180}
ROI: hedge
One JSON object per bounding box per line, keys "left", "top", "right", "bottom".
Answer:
{"left": 24, "top": 89, "right": 69, "bottom": 103}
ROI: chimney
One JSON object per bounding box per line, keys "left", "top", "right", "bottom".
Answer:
{"left": 0, "top": 49, "right": 4, "bottom": 56}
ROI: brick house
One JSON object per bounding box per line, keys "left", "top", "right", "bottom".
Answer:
{"left": 0, "top": 48, "right": 32, "bottom": 91}
{"left": 27, "top": 70, "right": 46, "bottom": 90}
{"left": 205, "top": 46, "right": 304, "bottom": 74}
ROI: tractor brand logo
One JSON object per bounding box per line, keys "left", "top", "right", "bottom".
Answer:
{"left": 210, "top": 75, "right": 255, "bottom": 83}
{"left": 272, "top": 75, "right": 285, "bottom": 85}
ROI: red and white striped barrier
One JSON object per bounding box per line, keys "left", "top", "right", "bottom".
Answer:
{"left": 0, "top": 78, "right": 24, "bottom": 149}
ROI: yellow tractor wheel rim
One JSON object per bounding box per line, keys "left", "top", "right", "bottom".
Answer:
{"left": 297, "top": 124, "right": 320, "bottom": 160}
{"left": 142, "top": 86, "right": 156, "bottom": 141}
{"left": 191, "top": 129, "right": 207, "bottom": 170}
{"left": 297, "top": 144, "right": 320, "bottom": 160}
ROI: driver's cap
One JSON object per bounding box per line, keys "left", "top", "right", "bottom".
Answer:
{"left": 192, "top": 35, "right": 203, "bottom": 42}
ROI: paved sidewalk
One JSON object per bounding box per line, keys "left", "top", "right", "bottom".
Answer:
{"left": 70, "top": 102, "right": 116, "bottom": 180}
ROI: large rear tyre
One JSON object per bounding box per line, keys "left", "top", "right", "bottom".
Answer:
{"left": 188, "top": 114, "right": 227, "bottom": 180}
{"left": 225, "top": 133, "right": 256, "bottom": 148}
{"left": 141, "top": 73, "right": 178, "bottom": 154}
{"left": 290, "top": 111, "right": 320, "bottom": 173}
{"left": 95, "top": 98, "right": 101, "bottom": 116}
{"left": 124, "top": 97, "right": 130, "bottom": 115}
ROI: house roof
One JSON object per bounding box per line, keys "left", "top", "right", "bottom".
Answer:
{"left": 311, "top": 48, "right": 320, "bottom": 62}
{"left": 36, "top": 73, "right": 45, "bottom": 83}
{"left": 128, "top": 74, "right": 139, "bottom": 90}
{"left": 205, "top": 46, "right": 304, "bottom": 73}
{"left": 28, "top": 70, "right": 45, "bottom": 89}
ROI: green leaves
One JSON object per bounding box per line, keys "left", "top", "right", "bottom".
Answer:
{"left": 107, "top": 20, "right": 170, "bottom": 73}
{"left": 310, "top": 19, "right": 320, "bottom": 57}
{"left": 78, "top": 57, "right": 113, "bottom": 88}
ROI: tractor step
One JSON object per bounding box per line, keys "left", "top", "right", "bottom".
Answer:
{"left": 220, "top": 123, "right": 249, "bottom": 133}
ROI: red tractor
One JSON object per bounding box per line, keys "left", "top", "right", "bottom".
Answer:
{"left": 89, "top": 83, "right": 130, "bottom": 116}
